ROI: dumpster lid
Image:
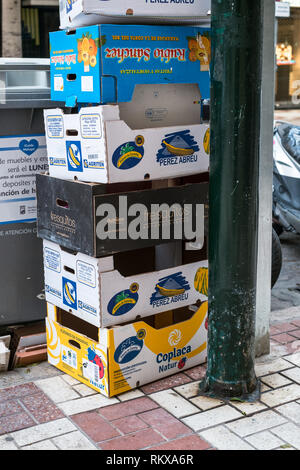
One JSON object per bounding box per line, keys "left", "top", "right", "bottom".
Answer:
{"left": 0, "top": 58, "right": 54, "bottom": 109}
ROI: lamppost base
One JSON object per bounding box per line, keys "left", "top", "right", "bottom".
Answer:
{"left": 199, "top": 377, "right": 261, "bottom": 403}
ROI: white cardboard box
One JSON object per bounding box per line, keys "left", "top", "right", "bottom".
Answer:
{"left": 0, "top": 336, "right": 10, "bottom": 372}
{"left": 60, "top": 0, "right": 211, "bottom": 29}
{"left": 44, "top": 84, "right": 210, "bottom": 183}
{"left": 43, "top": 239, "right": 208, "bottom": 328}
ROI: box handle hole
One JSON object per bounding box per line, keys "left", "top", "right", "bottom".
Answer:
{"left": 69, "top": 340, "right": 81, "bottom": 350}
{"left": 56, "top": 198, "right": 69, "bottom": 209}
{"left": 64, "top": 265, "right": 75, "bottom": 275}
{"left": 66, "top": 129, "right": 79, "bottom": 136}
{"left": 67, "top": 74, "right": 77, "bottom": 81}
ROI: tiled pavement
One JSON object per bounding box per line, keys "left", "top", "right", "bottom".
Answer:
{"left": 1, "top": 317, "right": 300, "bottom": 450}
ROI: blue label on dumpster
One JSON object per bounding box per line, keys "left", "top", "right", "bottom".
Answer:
{"left": 50, "top": 24, "right": 211, "bottom": 105}
{"left": 0, "top": 134, "right": 48, "bottom": 225}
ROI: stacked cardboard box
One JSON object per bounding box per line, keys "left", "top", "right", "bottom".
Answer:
{"left": 37, "top": 0, "right": 211, "bottom": 397}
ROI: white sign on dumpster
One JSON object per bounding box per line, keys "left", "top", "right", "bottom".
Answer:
{"left": 0, "top": 135, "right": 48, "bottom": 224}
{"left": 276, "top": 2, "right": 291, "bottom": 17}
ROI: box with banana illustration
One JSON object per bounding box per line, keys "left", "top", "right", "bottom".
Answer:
{"left": 60, "top": 0, "right": 211, "bottom": 29}
{"left": 43, "top": 238, "right": 209, "bottom": 328}
{"left": 50, "top": 24, "right": 211, "bottom": 107}
{"left": 46, "top": 300, "right": 208, "bottom": 397}
{"left": 44, "top": 95, "right": 210, "bottom": 183}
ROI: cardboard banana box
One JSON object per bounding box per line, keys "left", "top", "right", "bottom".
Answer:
{"left": 43, "top": 238, "right": 208, "bottom": 327}
{"left": 36, "top": 173, "right": 209, "bottom": 257}
{"left": 44, "top": 94, "right": 210, "bottom": 184}
{"left": 60, "top": 0, "right": 211, "bottom": 29}
{"left": 50, "top": 24, "right": 211, "bottom": 107}
{"left": 46, "top": 301, "right": 208, "bottom": 397}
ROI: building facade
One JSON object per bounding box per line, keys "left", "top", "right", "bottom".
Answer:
{"left": 276, "top": 0, "right": 300, "bottom": 107}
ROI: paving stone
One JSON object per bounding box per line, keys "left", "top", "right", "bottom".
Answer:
{"left": 271, "top": 423, "right": 300, "bottom": 450}
{"left": 184, "top": 365, "right": 207, "bottom": 381}
{"left": 22, "top": 440, "right": 58, "bottom": 450}
{"left": 226, "top": 410, "right": 287, "bottom": 437}
{"left": 0, "top": 371, "right": 28, "bottom": 390}
{"left": 261, "top": 384, "right": 272, "bottom": 393}
{"left": 0, "top": 412, "right": 35, "bottom": 436}
{"left": 284, "top": 352, "right": 300, "bottom": 367}
{"left": 276, "top": 402, "right": 300, "bottom": 424}
{"left": 228, "top": 400, "right": 267, "bottom": 416}
{"left": 20, "top": 392, "right": 64, "bottom": 424}
{"left": 149, "top": 435, "right": 211, "bottom": 451}
{"left": 290, "top": 329, "right": 300, "bottom": 340}
{"left": 199, "top": 425, "right": 254, "bottom": 450}
{"left": 281, "top": 367, "right": 300, "bottom": 384}
{"left": 52, "top": 430, "right": 97, "bottom": 450}
{"left": 59, "top": 395, "right": 118, "bottom": 416}
{"left": 174, "top": 381, "right": 201, "bottom": 399}
{"left": 72, "top": 411, "right": 120, "bottom": 442}
{"left": 270, "top": 326, "right": 282, "bottom": 335}
{"left": 292, "top": 320, "right": 300, "bottom": 328}
{"left": 149, "top": 390, "right": 199, "bottom": 418}
{"left": 182, "top": 406, "right": 242, "bottom": 432}
{"left": 276, "top": 445, "right": 295, "bottom": 450}
{"left": 98, "top": 397, "right": 158, "bottom": 421}
{"left": 36, "top": 376, "right": 80, "bottom": 403}
{"left": 261, "top": 373, "right": 292, "bottom": 389}
{"left": 190, "top": 396, "right": 225, "bottom": 411}
{"left": 117, "top": 389, "right": 145, "bottom": 402}
{"left": 61, "top": 374, "right": 80, "bottom": 386}
{"left": 14, "top": 362, "right": 62, "bottom": 382}
{"left": 10, "top": 418, "right": 75, "bottom": 446}
{"left": 0, "top": 382, "right": 40, "bottom": 401}
{"left": 0, "top": 435, "right": 18, "bottom": 450}
{"left": 255, "top": 358, "right": 293, "bottom": 377}
{"left": 245, "top": 431, "right": 285, "bottom": 450}
{"left": 99, "top": 428, "right": 165, "bottom": 450}
{"left": 112, "top": 415, "right": 148, "bottom": 435}
{"left": 139, "top": 407, "right": 192, "bottom": 440}
{"left": 73, "top": 383, "right": 98, "bottom": 397}
{"left": 272, "top": 322, "right": 299, "bottom": 333}
{"left": 140, "top": 374, "right": 192, "bottom": 394}
{"left": 0, "top": 399, "right": 23, "bottom": 418}
{"left": 272, "top": 333, "right": 297, "bottom": 344}
{"left": 260, "top": 384, "right": 300, "bottom": 407}
{"left": 283, "top": 341, "right": 300, "bottom": 355}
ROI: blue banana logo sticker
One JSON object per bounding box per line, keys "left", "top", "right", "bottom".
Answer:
{"left": 150, "top": 272, "right": 190, "bottom": 307}
{"left": 112, "top": 136, "right": 144, "bottom": 170}
{"left": 62, "top": 277, "right": 77, "bottom": 309}
{"left": 107, "top": 284, "right": 139, "bottom": 317}
{"left": 66, "top": 141, "right": 83, "bottom": 172}
{"left": 157, "top": 130, "right": 199, "bottom": 166}
{"left": 114, "top": 336, "right": 144, "bottom": 364}
{"left": 66, "top": 0, "right": 73, "bottom": 13}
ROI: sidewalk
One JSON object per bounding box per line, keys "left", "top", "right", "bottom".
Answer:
{"left": 1, "top": 309, "right": 300, "bottom": 451}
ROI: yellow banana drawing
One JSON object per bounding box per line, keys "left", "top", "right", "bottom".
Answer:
{"left": 194, "top": 267, "right": 208, "bottom": 297}
{"left": 156, "top": 284, "right": 185, "bottom": 297}
{"left": 163, "top": 140, "right": 194, "bottom": 157}
{"left": 68, "top": 147, "right": 80, "bottom": 166}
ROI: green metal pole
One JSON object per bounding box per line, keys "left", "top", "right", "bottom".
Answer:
{"left": 200, "top": 0, "right": 263, "bottom": 399}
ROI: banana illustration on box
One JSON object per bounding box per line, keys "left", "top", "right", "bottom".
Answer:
{"left": 194, "top": 267, "right": 209, "bottom": 297}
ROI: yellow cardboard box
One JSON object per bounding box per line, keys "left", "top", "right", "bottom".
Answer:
{"left": 46, "top": 301, "right": 208, "bottom": 397}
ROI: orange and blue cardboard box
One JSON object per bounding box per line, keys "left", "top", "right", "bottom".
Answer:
{"left": 46, "top": 301, "right": 208, "bottom": 397}
{"left": 50, "top": 24, "right": 211, "bottom": 106}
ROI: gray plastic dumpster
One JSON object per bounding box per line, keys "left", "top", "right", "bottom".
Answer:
{"left": 0, "top": 59, "right": 53, "bottom": 326}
